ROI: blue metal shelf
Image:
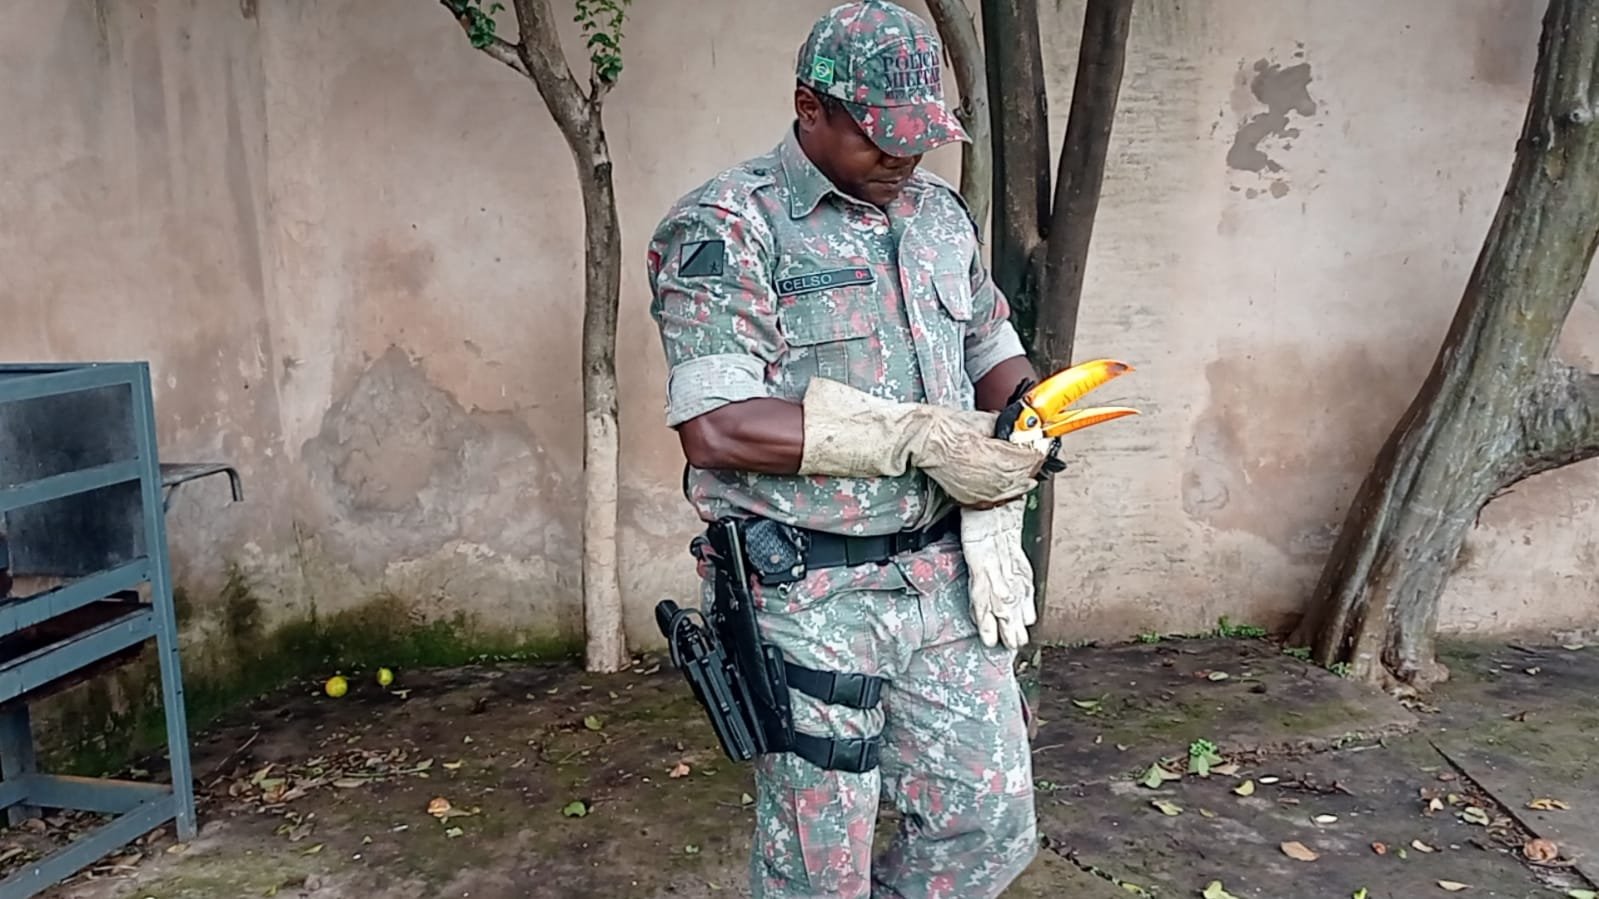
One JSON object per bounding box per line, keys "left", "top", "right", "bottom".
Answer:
{"left": 0, "top": 605, "right": 156, "bottom": 704}
{"left": 0, "top": 361, "right": 237, "bottom": 898}
{"left": 0, "top": 460, "right": 143, "bottom": 514}
{"left": 0, "top": 561, "right": 151, "bottom": 636}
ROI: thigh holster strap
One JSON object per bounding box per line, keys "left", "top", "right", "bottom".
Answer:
{"left": 791, "top": 731, "right": 882, "bottom": 774}
{"left": 783, "top": 662, "right": 885, "bottom": 710}
{"left": 783, "top": 663, "right": 886, "bottom": 773}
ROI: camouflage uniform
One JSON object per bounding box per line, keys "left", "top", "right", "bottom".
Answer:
{"left": 646, "top": 3, "right": 1037, "bottom": 896}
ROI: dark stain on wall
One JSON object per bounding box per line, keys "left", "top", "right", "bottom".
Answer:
{"left": 224, "top": 62, "right": 267, "bottom": 307}
{"left": 300, "top": 346, "right": 578, "bottom": 579}
{"left": 1227, "top": 58, "right": 1317, "bottom": 174}
{"left": 1182, "top": 343, "right": 1414, "bottom": 564}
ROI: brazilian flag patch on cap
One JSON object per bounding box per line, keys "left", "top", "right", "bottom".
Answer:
{"left": 810, "top": 54, "right": 835, "bottom": 85}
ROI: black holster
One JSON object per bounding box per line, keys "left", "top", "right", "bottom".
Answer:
{"left": 656, "top": 517, "right": 885, "bottom": 774}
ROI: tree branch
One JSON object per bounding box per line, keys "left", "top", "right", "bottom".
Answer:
{"left": 925, "top": 0, "right": 992, "bottom": 238}
{"left": 1514, "top": 360, "right": 1599, "bottom": 480}
{"left": 439, "top": 0, "right": 531, "bottom": 78}
{"left": 1035, "top": 0, "right": 1133, "bottom": 371}
{"left": 510, "top": 0, "right": 594, "bottom": 138}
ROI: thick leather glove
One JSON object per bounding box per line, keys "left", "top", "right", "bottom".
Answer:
{"left": 797, "top": 378, "right": 1045, "bottom": 507}
{"left": 961, "top": 498, "right": 1037, "bottom": 650}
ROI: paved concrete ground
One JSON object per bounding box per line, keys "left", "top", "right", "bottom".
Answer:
{"left": 6, "top": 634, "right": 1597, "bottom": 899}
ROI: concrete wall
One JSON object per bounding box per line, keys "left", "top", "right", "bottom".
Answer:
{"left": 2, "top": 0, "right": 1594, "bottom": 656}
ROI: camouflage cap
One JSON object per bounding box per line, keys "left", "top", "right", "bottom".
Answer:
{"left": 796, "top": 0, "right": 969, "bottom": 157}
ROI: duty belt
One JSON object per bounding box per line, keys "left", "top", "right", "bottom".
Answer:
{"left": 799, "top": 512, "right": 961, "bottom": 571}
{"left": 736, "top": 512, "right": 961, "bottom": 587}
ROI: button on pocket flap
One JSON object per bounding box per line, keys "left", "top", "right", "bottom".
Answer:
{"left": 933, "top": 270, "right": 974, "bottom": 322}
{"left": 778, "top": 292, "right": 880, "bottom": 346}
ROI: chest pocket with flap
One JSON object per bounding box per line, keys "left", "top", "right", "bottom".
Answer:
{"left": 774, "top": 276, "right": 884, "bottom": 396}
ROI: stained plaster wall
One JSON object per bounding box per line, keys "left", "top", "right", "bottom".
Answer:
{"left": 1, "top": 0, "right": 1593, "bottom": 656}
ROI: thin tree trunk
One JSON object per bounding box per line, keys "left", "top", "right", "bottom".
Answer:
{"left": 1035, "top": 0, "right": 1133, "bottom": 370}
{"left": 981, "top": 0, "right": 1049, "bottom": 340}
{"left": 575, "top": 115, "right": 629, "bottom": 675}
{"left": 926, "top": 0, "right": 992, "bottom": 237}
{"left": 1294, "top": 0, "right": 1599, "bottom": 691}
{"left": 981, "top": 0, "right": 1052, "bottom": 725}
{"left": 981, "top": 0, "right": 1132, "bottom": 724}
{"left": 443, "top": 0, "right": 630, "bottom": 673}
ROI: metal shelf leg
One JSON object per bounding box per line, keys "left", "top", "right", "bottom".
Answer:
{"left": 132, "top": 367, "right": 196, "bottom": 842}
{"left": 0, "top": 705, "right": 39, "bottom": 825}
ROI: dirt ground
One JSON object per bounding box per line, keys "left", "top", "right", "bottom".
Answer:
{"left": 5, "top": 633, "right": 1598, "bottom": 899}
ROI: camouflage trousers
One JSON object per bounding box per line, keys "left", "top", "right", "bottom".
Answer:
{"left": 715, "top": 535, "right": 1039, "bottom": 898}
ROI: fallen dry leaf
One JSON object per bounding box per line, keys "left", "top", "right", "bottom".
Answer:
{"left": 1234, "top": 780, "right": 1256, "bottom": 797}
{"left": 1281, "top": 841, "right": 1319, "bottom": 862}
{"left": 669, "top": 761, "right": 691, "bottom": 779}
{"left": 426, "top": 797, "right": 453, "bottom": 819}
{"left": 1412, "top": 839, "right": 1437, "bottom": 853}
{"left": 1528, "top": 798, "right": 1571, "bottom": 811}
{"left": 1460, "top": 806, "right": 1491, "bottom": 826}
{"left": 1152, "top": 799, "right": 1183, "bottom": 817}
{"left": 1371, "top": 842, "right": 1388, "bottom": 855}
{"left": 1139, "top": 764, "right": 1183, "bottom": 789}
{"left": 1523, "top": 838, "right": 1559, "bottom": 862}
{"left": 1437, "top": 881, "right": 1469, "bottom": 892}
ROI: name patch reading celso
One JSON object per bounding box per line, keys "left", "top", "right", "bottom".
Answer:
{"left": 775, "top": 267, "right": 875, "bottom": 297}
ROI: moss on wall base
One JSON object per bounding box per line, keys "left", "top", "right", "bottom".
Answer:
{"left": 27, "top": 572, "right": 582, "bottom": 778}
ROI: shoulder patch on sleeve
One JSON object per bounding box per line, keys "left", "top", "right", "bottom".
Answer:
{"left": 677, "top": 239, "right": 726, "bottom": 278}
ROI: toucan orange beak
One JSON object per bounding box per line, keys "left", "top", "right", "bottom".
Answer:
{"left": 1002, "top": 359, "right": 1139, "bottom": 448}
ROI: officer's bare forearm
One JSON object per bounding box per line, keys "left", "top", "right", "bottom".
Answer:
{"left": 974, "top": 355, "right": 1040, "bottom": 412}
{"left": 676, "top": 399, "right": 805, "bottom": 474}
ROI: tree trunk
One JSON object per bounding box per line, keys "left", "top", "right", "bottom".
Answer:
{"left": 925, "top": 0, "right": 992, "bottom": 238}
{"left": 980, "top": 0, "right": 1050, "bottom": 342}
{"left": 1293, "top": 0, "right": 1599, "bottom": 691}
{"left": 444, "top": 0, "right": 631, "bottom": 673}
{"left": 1035, "top": 0, "right": 1134, "bottom": 371}
{"left": 575, "top": 115, "right": 629, "bottom": 675}
{"left": 981, "top": 0, "right": 1132, "bottom": 721}
{"left": 981, "top": 0, "right": 1052, "bottom": 720}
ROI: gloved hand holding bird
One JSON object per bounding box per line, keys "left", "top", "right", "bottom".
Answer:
{"left": 963, "top": 358, "right": 1139, "bottom": 651}
{"left": 793, "top": 357, "right": 1139, "bottom": 650}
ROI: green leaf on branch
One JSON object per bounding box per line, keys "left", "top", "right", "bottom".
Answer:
{"left": 575, "top": 0, "right": 630, "bottom": 83}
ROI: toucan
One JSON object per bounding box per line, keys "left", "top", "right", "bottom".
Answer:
{"left": 993, "top": 358, "right": 1140, "bottom": 456}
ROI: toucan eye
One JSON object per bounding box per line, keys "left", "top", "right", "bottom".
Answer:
{"left": 1024, "top": 414, "right": 1039, "bottom": 428}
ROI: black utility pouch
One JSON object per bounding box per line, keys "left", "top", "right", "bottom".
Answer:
{"left": 741, "top": 518, "right": 809, "bottom": 586}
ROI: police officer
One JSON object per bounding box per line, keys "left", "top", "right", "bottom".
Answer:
{"left": 647, "top": 2, "right": 1046, "bottom": 895}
